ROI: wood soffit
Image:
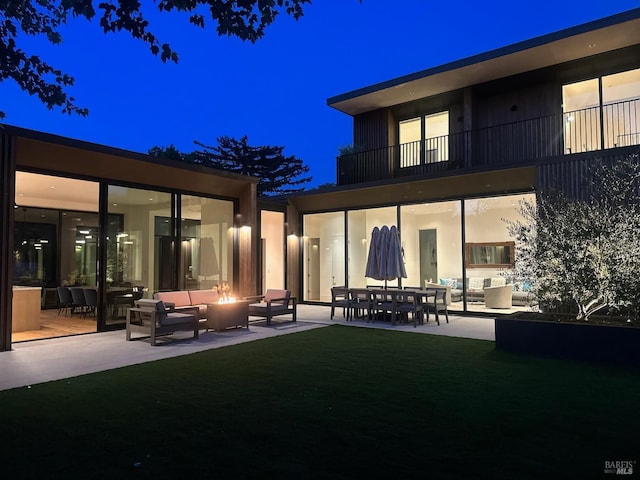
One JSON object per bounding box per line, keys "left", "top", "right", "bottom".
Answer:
{"left": 288, "top": 166, "right": 536, "bottom": 212}
{"left": 13, "top": 135, "right": 257, "bottom": 199}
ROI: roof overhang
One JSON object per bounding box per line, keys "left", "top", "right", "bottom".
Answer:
{"left": 327, "top": 8, "right": 640, "bottom": 116}
{"left": 288, "top": 166, "right": 537, "bottom": 213}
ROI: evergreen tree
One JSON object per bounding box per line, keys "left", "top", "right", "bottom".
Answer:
{"left": 151, "top": 135, "right": 311, "bottom": 196}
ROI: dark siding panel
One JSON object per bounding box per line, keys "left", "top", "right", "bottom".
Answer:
{"left": 353, "top": 109, "right": 391, "bottom": 149}
{"left": 537, "top": 148, "right": 639, "bottom": 200}
{"left": 475, "top": 81, "right": 560, "bottom": 129}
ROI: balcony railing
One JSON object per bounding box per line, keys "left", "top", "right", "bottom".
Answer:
{"left": 337, "top": 98, "right": 640, "bottom": 185}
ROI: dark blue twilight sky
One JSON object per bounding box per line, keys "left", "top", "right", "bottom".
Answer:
{"left": 1, "top": 1, "right": 639, "bottom": 187}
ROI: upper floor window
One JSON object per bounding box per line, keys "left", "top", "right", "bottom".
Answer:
{"left": 563, "top": 68, "right": 640, "bottom": 154}
{"left": 399, "top": 111, "right": 449, "bottom": 167}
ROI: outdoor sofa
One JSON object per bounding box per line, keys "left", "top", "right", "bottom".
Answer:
{"left": 154, "top": 289, "right": 220, "bottom": 328}
{"left": 153, "top": 289, "right": 249, "bottom": 332}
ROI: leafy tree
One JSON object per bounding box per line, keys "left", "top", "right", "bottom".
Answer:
{"left": 150, "top": 135, "right": 311, "bottom": 196}
{"left": 0, "top": 0, "right": 312, "bottom": 118}
{"left": 506, "top": 153, "right": 640, "bottom": 321}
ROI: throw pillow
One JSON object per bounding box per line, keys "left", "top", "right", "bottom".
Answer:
{"left": 445, "top": 278, "right": 457, "bottom": 289}
{"left": 468, "top": 277, "right": 484, "bottom": 290}
{"left": 490, "top": 277, "right": 506, "bottom": 287}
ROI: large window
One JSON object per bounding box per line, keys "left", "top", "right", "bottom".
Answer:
{"left": 107, "top": 186, "right": 172, "bottom": 325}
{"left": 180, "top": 195, "right": 234, "bottom": 291}
{"left": 303, "top": 212, "right": 345, "bottom": 302}
{"left": 464, "top": 193, "right": 535, "bottom": 313}
{"left": 399, "top": 117, "right": 421, "bottom": 166}
{"left": 301, "top": 192, "right": 535, "bottom": 313}
{"left": 400, "top": 201, "right": 462, "bottom": 309}
{"left": 348, "top": 207, "right": 397, "bottom": 288}
{"left": 13, "top": 172, "right": 100, "bottom": 340}
{"left": 563, "top": 68, "right": 640, "bottom": 153}
{"left": 399, "top": 111, "right": 449, "bottom": 167}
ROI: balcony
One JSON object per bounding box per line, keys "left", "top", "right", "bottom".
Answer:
{"left": 337, "top": 98, "right": 640, "bottom": 185}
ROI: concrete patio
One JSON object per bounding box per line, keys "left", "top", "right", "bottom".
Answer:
{"left": 0, "top": 304, "right": 495, "bottom": 392}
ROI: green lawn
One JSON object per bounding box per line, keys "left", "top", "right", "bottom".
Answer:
{"left": 2, "top": 325, "right": 639, "bottom": 479}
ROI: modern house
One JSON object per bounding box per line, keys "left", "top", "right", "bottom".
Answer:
{"left": 2, "top": 8, "right": 639, "bottom": 351}
{"left": 0, "top": 126, "right": 259, "bottom": 351}
{"left": 275, "top": 8, "right": 640, "bottom": 312}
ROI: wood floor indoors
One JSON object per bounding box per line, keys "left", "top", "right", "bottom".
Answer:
{"left": 11, "top": 309, "right": 97, "bottom": 343}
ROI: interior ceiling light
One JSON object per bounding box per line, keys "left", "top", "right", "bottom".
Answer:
{"left": 588, "top": 43, "right": 596, "bottom": 48}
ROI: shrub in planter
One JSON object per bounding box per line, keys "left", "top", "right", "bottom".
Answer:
{"left": 504, "top": 153, "right": 640, "bottom": 322}
{"left": 498, "top": 154, "right": 640, "bottom": 366}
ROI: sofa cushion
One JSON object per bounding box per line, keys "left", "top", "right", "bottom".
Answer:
{"left": 188, "top": 289, "right": 219, "bottom": 305}
{"left": 136, "top": 299, "right": 165, "bottom": 311}
{"left": 161, "top": 312, "right": 195, "bottom": 327}
{"left": 468, "top": 277, "right": 484, "bottom": 290}
{"left": 154, "top": 290, "right": 191, "bottom": 307}
{"left": 264, "top": 289, "right": 290, "bottom": 304}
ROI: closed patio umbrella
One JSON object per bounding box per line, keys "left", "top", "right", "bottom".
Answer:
{"left": 365, "top": 225, "right": 407, "bottom": 287}
{"left": 386, "top": 225, "right": 407, "bottom": 281}
{"left": 364, "top": 226, "right": 381, "bottom": 280}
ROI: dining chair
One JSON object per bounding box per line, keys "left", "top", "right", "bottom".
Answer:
{"left": 56, "top": 286, "right": 73, "bottom": 316}
{"left": 423, "top": 288, "right": 449, "bottom": 325}
{"left": 330, "top": 286, "right": 354, "bottom": 320}
{"left": 349, "top": 288, "right": 373, "bottom": 321}
{"left": 370, "top": 289, "right": 394, "bottom": 323}
{"left": 392, "top": 290, "right": 424, "bottom": 327}
{"left": 69, "top": 287, "right": 87, "bottom": 317}
{"left": 83, "top": 288, "right": 98, "bottom": 318}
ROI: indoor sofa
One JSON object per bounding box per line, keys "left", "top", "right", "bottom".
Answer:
{"left": 435, "top": 277, "right": 535, "bottom": 307}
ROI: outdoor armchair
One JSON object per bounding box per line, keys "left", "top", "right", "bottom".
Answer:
{"left": 126, "top": 299, "right": 198, "bottom": 346}
{"left": 247, "top": 289, "right": 297, "bottom": 326}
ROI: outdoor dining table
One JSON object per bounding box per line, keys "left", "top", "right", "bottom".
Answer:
{"left": 355, "top": 287, "right": 446, "bottom": 326}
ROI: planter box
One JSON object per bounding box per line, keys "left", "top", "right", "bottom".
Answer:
{"left": 495, "top": 313, "right": 640, "bottom": 367}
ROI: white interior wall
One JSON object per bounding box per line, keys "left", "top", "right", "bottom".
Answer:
{"left": 464, "top": 193, "right": 535, "bottom": 280}
{"left": 349, "top": 207, "right": 397, "bottom": 288}
{"left": 261, "top": 211, "right": 285, "bottom": 290}
{"left": 303, "top": 212, "right": 345, "bottom": 302}
{"left": 401, "top": 201, "right": 462, "bottom": 285}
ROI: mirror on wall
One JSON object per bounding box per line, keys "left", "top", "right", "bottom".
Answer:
{"left": 465, "top": 241, "right": 515, "bottom": 268}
